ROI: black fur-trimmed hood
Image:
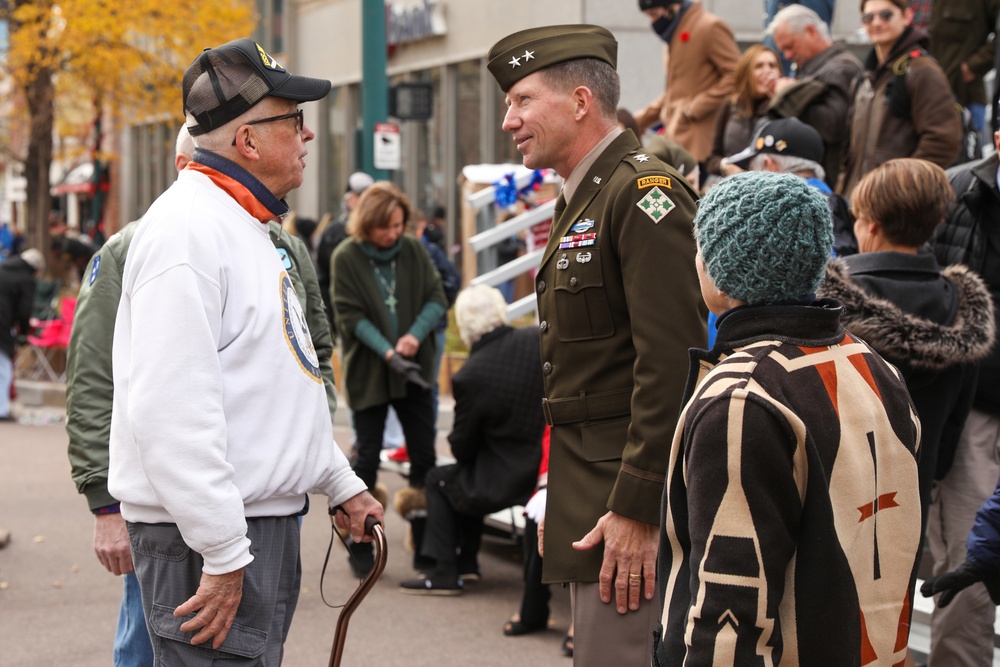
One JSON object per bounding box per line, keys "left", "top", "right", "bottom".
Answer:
{"left": 820, "top": 259, "right": 996, "bottom": 371}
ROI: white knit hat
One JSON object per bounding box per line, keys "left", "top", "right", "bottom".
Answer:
{"left": 20, "top": 248, "right": 45, "bottom": 272}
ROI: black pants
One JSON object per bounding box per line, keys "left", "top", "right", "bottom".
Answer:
{"left": 518, "top": 517, "right": 550, "bottom": 627}
{"left": 420, "top": 464, "right": 485, "bottom": 573}
{"left": 353, "top": 383, "right": 436, "bottom": 489}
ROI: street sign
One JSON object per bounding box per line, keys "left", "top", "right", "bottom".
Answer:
{"left": 374, "top": 122, "right": 401, "bottom": 171}
{"left": 6, "top": 176, "right": 26, "bottom": 203}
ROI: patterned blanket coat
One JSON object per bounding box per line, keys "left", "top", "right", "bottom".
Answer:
{"left": 655, "top": 299, "right": 922, "bottom": 667}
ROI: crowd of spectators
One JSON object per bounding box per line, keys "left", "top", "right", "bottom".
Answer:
{"left": 7, "top": 2, "right": 1000, "bottom": 665}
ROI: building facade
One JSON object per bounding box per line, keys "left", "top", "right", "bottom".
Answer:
{"left": 116, "top": 0, "right": 865, "bottom": 247}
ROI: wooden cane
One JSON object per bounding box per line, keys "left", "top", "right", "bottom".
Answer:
{"left": 328, "top": 516, "right": 387, "bottom": 667}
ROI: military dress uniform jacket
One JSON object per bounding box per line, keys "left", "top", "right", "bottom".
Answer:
{"left": 66, "top": 219, "right": 337, "bottom": 511}
{"left": 538, "top": 130, "right": 707, "bottom": 584}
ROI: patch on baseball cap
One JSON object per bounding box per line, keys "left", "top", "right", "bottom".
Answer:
{"left": 727, "top": 117, "right": 824, "bottom": 170}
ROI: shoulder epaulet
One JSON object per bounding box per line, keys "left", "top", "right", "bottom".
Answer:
{"left": 623, "top": 150, "right": 663, "bottom": 174}
{"left": 623, "top": 152, "right": 685, "bottom": 193}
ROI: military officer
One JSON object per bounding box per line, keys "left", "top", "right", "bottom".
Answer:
{"left": 487, "top": 25, "right": 707, "bottom": 666}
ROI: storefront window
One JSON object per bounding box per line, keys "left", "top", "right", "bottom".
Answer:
{"left": 126, "top": 121, "right": 174, "bottom": 223}
{"left": 254, "top": 0, "right": 284, "bottom": 54}
{"left": 455, "top": 59, "right": 482, "bottom": 176}
{"left": 493, "top": 77, "right": 519, "bottom": 165}
{"left": 324, "top": 85, "right": 352, "bottom": 219}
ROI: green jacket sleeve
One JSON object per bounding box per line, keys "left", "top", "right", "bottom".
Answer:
{"left": 65, "top": 224, "right": 136, "bottom": 511}
{"left": 269, "top": 222, "right": 338, "bottom": 421}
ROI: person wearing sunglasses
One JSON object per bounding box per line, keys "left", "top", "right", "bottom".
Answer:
{"left": 838, "top": 0, "right": 962, "bottom": 198}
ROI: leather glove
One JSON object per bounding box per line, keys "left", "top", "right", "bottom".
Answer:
{"left": 920, "top": 560, "right": 1000, "bottom": 608}
{"left": 386, "top": 353, "right": 432, "bottom": 390}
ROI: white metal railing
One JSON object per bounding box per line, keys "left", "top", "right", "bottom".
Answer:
{"left": 464, "top": 170, "right": 559, "bottom": 321}
{"left": 468, "top": 199, "right": 555, "bottom": 253}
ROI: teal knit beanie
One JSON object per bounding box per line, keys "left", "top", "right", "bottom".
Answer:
{"left": 695, "top": 172, "right": 833, "bottom": 306}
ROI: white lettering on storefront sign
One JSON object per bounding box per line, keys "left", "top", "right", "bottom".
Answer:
{"left": 387, "top": 0, "right": 447, "bottom": 46}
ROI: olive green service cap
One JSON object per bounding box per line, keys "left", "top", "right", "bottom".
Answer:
{"left": 487, "top": 24, "right": 618, "bottom": 92}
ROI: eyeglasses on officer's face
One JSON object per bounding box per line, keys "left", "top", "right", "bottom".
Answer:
{"left": 232, "top": 109, "right": 304, "bottom": 146}
{"left": 862, "top": 8, "right": 898, "bottom": 24}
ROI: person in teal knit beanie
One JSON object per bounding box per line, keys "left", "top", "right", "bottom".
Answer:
{"left": 655, "top": 168, "right": 923, "bottom": 667}
{"left": 695, "top": 170, "right": 832, "bottom": 306}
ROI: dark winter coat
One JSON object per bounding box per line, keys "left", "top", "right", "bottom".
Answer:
{"left": 839, "top": 28, "right": 963, "bottom": 197}
{"left": 316, "top": 213, "right": 349, "bottom": 330}
{"left": 818, "top": 255, "right": 995, "bottom": 528}
{"left": 0, "top": 256, "right": 38, "bottom": 358}
{"left": 705, "top": 97, "right": 769, "bottom": 176}
{"left": 331, "top": 235, "right": 446, "bottom": 412}
{"left": 933, "top": 153, "right": 1000, "bottom": 414}
{"left": 441, "top": 326, "right": 545, "bottom": 515}
{"left": 768, "top": 40, "right": 863, "bottom": 188}
{"left": 967, "top": 477, "right": 1000, "bottom": 572}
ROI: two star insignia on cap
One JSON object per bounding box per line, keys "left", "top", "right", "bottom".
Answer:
{"left": 509, "top": 50, "right": 536, "bottom": 68}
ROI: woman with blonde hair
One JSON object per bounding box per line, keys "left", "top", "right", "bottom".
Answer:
{"left": 331, "top": 181, "right": 447, "bottom": 577}
{"left": 704, "top": 44, "right": 781, "bottom": 180}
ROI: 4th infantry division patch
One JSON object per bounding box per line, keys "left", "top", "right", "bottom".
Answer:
{"left": 636, "top": 186, "right": 675, "bottom": 223}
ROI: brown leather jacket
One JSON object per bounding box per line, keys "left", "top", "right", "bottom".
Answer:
{"left": 838, "top": 28, "right": 962, "bottom": 197}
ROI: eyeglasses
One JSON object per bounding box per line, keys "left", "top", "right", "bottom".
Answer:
{"left": 231, "top": 110, "right": 304, "bottom": 146}
{"left": 862, "top": 9, "right": 898, "bottom": 24}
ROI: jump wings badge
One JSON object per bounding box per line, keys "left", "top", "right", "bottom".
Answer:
{"left": 636, "top": 186, "right": 675, "bottom": 224}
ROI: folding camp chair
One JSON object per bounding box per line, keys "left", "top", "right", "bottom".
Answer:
{"left": 15, "top": 296, "right": 76, "bottom": 382}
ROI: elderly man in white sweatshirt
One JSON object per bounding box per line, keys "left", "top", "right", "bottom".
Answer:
{"left": 108, "top": 38, "right": 381, "bottom": 665}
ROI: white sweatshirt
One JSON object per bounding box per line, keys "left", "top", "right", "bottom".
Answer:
{"left": 109, "top": 168, "right": 365, "bottom": 575}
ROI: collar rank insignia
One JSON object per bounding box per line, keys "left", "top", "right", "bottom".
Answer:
{"left": 633, "top": 153, "right": 650, "bottom": 163}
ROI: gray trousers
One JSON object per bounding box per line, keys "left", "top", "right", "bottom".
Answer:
{"left": 927, "top": 407, "right": 1000, "bottom": 667}
{"left": 571, "top": 581, "right": 659, "bottom": 667}
{"left": 128, "top": 516, "right": 301, "bottom": 666}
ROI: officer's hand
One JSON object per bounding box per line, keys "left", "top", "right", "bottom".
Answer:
{"left": 921, "top": 561, "right": 1000, "bottom": 607}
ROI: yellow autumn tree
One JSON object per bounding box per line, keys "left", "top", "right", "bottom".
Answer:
{"left": 1, "top": 0, "right": 255, "bottom": 255}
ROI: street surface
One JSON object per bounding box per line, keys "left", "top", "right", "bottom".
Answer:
{"left": 0, "top": 406, "right": 572, "bottom": 667}
{"left": 7, "top": 396, "right": 998, "bottom": 665}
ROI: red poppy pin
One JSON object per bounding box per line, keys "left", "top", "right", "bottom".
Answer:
{"left": 680, "top": 31, "right": 690, "bottom": 42}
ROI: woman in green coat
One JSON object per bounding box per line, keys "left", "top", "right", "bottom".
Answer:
{"left": 331, "top": 182, "right": 447, "bottom": 575}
